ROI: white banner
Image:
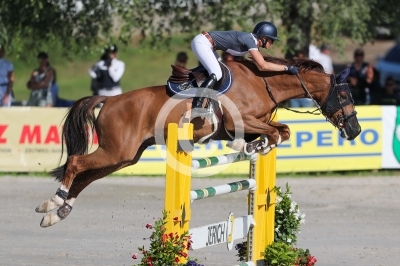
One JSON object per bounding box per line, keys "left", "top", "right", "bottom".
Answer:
{"left": 382, "top": 106, "right": 400, "bottom": 168}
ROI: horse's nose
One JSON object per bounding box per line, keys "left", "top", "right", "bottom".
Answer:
{"left": 348, "top": 124, "right": 361, "bottom": 140}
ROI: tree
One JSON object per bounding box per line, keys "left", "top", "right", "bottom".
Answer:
{"left": 123, "top": 0, "right": 400, "bottom": 57}
{"left": 1, "top": 0, "right": 399, "bottom": 58}
{"left": 0, "top": 0, "right": 117, "bottom": 58}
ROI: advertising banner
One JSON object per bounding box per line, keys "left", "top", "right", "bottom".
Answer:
{"left": 275, "top": 105, "right": 382, "bottom": 172}
{"left": 382, "top": 106, "right": 400, "bottom": 168}
{"left": 0, "top": 106, "right": 385, "bottom": 174}
{"left": 0, "top": 107, "right": 68, "bottom": 172}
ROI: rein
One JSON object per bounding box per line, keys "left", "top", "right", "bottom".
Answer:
{"left": 261, "top": 75, "right": 322, "bottom": 116}
{"left": 262, "top": 73, "right": 344, "bottom": 128}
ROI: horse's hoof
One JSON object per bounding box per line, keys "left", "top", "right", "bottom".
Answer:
{"left": 35, "top": 198, "right": 63, "bottom": 213}
{"left": 244, "top": 144, "right": 256, "bottom": 155}
{"left": 40, "top": 212, "right": 61, "bottom": 228}
{"left": 260, "top": 146, "right": 271, "bottom": 155}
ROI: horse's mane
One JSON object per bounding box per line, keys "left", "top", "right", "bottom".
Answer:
{"left": 249, "top": 54, "right": 325, "bottom": 73}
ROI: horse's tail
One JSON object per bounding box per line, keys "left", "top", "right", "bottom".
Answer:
{"left": 50, "top": 96, "right": 107, "bottom": 182}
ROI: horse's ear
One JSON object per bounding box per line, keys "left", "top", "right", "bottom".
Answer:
{"left": 335, "top": 68, "right": 350, "bottom": 83}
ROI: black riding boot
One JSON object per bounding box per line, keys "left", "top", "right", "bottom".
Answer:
{"left": 191, "top": 74, "right": 217, "bottom": 119}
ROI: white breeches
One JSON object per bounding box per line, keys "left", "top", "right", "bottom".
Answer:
{"left": 191, "top": 34, "right": 223, "bottom": 81}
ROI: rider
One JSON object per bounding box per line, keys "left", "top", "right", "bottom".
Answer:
{"left": 191, "top": 21, "right": 299, "bottom": 118}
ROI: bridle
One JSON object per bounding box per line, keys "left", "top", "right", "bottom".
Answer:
{"left": 319, "top": 75, "right": 357, "bottom": 129}
{"left": 262, "top": 73, "right": 357, "bottom": 130}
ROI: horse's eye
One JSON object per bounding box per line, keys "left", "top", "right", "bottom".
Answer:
{"left": 340, "top": 94, "right": 348, "bottom": 101}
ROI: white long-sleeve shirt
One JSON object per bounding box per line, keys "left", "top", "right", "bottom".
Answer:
{"left": 88, "top": 58, "right": 125, "bottom": 83}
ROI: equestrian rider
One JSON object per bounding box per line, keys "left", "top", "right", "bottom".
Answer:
{"left": 191, "top": 21, "right": 299, "bottom": 117}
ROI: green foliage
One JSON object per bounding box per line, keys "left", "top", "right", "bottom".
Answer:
{"left": 2, "top": 1, "right": 399, "bottom": 59}
{"left": 274, "top": 183, "right": 305, "bottom": 245}
{"left": 264, "top": 242, "right": 298, "bottom": 266}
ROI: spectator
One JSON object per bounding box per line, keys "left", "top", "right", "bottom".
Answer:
{"left": 174, "top": 52, "right": 189, "bottom": 69}
{"left": 347, "top": 48, "right": 374, "bottom": 105}
{"left": 88, "top": 44, "right": 125, "bottom": 97}
{"left": 222, "top": 51, "right": 234, "bottom": 62}
{"left": 26, "top": 52, "right": 55, "bottom": 107}
{"left": 289, "top": 50, "right": 314, "bottom": 108}
{"left": 293, "top": 49, "right": 306, "bottom": 59}
{"left": 309, "top": 44, "right": 321, "bottom": 61}
{"left": 90, "top": 53, "right": 109, "bottom": 96}
{"left": 318, "top": 44, "right": 334, "bottom": 74}
{"left": 379, "top": 76, "right": 400, "bottom": 105}
{"left": 221, "top": 51, "right": 244, "bottom": 62}
{"left": 0, "top": 45, "right": 14, "bottom": 107}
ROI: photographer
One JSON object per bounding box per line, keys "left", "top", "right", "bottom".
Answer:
{"left": 88, "top": 44, "right": 125, "bottom": 97}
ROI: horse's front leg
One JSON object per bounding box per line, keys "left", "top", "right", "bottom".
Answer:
{"left": 227, "top": 115, "right": 281, "bottom": 155}
{"left": 268, "top": 121, "right": 291, "bottom": 143}
{"left": 252, "top": 122, "right": 291, "bottom": 155}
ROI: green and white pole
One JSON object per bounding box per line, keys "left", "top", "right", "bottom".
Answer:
{"left": 192, "top": 152, "right": 257, "bottom": 171}
{"left": 190, "top": 179, "right": 256, "bottom": 200}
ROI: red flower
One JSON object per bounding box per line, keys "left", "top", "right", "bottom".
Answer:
{"left": 162, "top": 234, "right": 168, "bottom": 243}
{"left": 174, "top": 257, "right": 180, "bottom": 263}
{"left": 132, "top": 254, "right": 137, "bottom": 259}
{"left": 145, "top": 223, "right": 153, "bottom": 229}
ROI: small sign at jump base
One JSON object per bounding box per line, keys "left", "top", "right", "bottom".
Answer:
{"left": 188, "top": 213, "right": 253, "bottom": 250}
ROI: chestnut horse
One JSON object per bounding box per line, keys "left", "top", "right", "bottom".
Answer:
{"left": 35, "top": 56, "right": 361, "bottom": 227}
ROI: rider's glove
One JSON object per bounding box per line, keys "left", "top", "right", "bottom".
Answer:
{"left": 285, "top": 65, "right": 299, "bottom": 75}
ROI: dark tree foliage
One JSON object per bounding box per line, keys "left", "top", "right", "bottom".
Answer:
{"left": 1, "top": 0, "right": 399, "bottom": 58}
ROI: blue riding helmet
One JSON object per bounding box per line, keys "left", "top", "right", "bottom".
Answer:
{"left": 252, "top": 21, "right": 279, "bottom": 41}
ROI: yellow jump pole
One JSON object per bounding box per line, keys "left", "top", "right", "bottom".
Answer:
{"left": 247, "top": 141, "right": 277, "bottom": 263}
{"left": 164, "top": 123, "right": 193, "bottom": 263}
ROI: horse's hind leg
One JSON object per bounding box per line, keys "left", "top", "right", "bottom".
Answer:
{"left": 39, "top": 166, "right": 122, "bottom": 228}
{"left": 38, "top": 142, "right": 148, "bottom": 228}
{"left": 38, "top": 147, "right": 132, "bottom": 227}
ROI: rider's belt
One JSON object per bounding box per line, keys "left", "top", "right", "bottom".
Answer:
{"left": 202, "top": 31, "right": 216, "bottom": 50}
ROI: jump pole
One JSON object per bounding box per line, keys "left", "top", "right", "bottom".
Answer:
{"left": 164, "top": 123, "right": 276, "bottom": 265}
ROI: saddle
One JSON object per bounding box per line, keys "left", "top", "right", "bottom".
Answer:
{"left": 166, "top": 61, "right": 233, "bottom": 144}
{"left": 166, "top": 61, "right": 232, "bottom": 97}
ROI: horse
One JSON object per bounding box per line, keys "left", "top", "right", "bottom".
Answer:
{"left": 35, "top": 55, "right": 361, "bottom": 227}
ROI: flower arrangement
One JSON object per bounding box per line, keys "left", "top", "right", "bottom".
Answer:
{"left": 236, "top": 183, "right": 317, "bottom": 266}
{"left": 296, "top": 248, "right": 317, "bottom": 266}
{"left": 132, "top": 210, "right": 203, "bottom": 266}
{"left": 274, "top": 183, "right": 305, "bottom": 244}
